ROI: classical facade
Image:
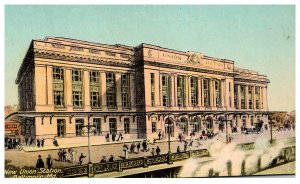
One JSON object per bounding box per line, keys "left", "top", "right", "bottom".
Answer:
{"left": 9, "top": 37, "right": 269, "bottom": 146}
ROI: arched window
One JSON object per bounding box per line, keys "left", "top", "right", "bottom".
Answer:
{"left": 180, "top": 117, "right": 188, "bottom": 135}
{"left": 206, "top": 117, "right": 213, "bottom": 130}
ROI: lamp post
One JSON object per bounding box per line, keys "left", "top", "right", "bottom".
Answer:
{"left": 83, "top": 115, "right": 95, "bottom": 164}
{"left": 165, "top": 120, "right": 173, "bottom": 154}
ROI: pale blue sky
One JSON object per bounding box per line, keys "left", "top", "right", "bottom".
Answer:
{"left": 5, "top": 5, "right": 295, "bottom": 111}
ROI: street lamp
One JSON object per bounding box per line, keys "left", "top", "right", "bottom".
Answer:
{"left": 82, "top": 115, "right": 95, "bottom": 164}
{"left": 164, "top": 120, "right": 174, "bottom": 154}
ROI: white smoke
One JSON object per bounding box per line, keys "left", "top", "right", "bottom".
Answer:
{"left": 178, "top": 133, "right": 294, "bottom": 177}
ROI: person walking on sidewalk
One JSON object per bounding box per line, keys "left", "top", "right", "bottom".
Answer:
{"left": 41, "top": 138, "right": 45, "bottom": 147}
{"left": 158, "top": 131, "right": 162, "bottom": 140}
{"left": 117, "top": 132, "right": 123, "bottom": 141}
{"left": 105, "top": 133, "right": 110, "bottom": 142}
{"left": 136, "top": 142, "right": 141, "bottom": 153}
{"left": 36, "top": 155, "right": 44, "bottom": 169}
{"left": 156, "top": 146, "right": 161, "bottom": 155}
{"left": 46, "top": 154, "right": 53, "bottom": 169}
{"left": 112, "top": 132, "right": 116, "bottom": 142}
{"left": 123, "top": 144, "right": 129, "bottom": 159}
{"left": 108, "top": 155, "right": 114, "bottom": 162}
{"left": 78, "top": 153, "right": 86, "bottom": 165}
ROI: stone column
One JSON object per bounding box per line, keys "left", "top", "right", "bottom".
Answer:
{"left": 100, "top": 72, "right": 107, "bottom": 110}
{"left": 187, "top": 76, "right": 192, "bottom": 107}
{"left": 201, "top": 78, "right": 204, "bottom": 106}
{"left": 260, "top": 87, "right": 263, "bottom": 110}
{"left": 83, "top": 70, "right": 91, "bottom": 111}
{"left": 197, "top": 77, "right": 201, "bottom": 107}
{"left": 252, "top": 86, "right": 256, "bottom": 110}
{"left": 159, "top": 74, "right": 163, "bottom": 106}
{"left": 65, "top": 68, "right": 72, "bottom": 110}
{"left": 237, "top": 85, "right": 241, "bottom": 109}
{"left": 169, "top": 74, "right": 175, "bottom": 108}
{"left": 221, "top": 80, "right": 225, "bottom": 107}
{"left": 209, "top": 79, "right": 214, "bottom": 107}
{"left": 115, "top": 72, "right": 122, "bottom": 109}
{"left": 46, "top": 65, "right": 53, "bottom": 105}
{"left": 174, "top": 75, "right": 178, "bottom": 107}
{"left": 185, "top": 76, "right": 189, "bottom": 107}
{"left": 245, "top": 85, "right": 249, "bottom": 109}
{"left": 130, "top": 73, "right": 135, "bottom": 108}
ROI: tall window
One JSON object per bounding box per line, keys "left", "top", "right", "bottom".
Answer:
{"left": 72, "top": 69, "right": 83, "bottom": 108}
{"left": 190, "top": 77, "right": 198, "bottom": 107}
{"left": 75, "top": 119, "right": 84, "bottom": 136}
{"left": 248, "top": 87, "right": 253, "bottom": 109}
{"left": 215, "top": 80, "right": 221, "bottom": 107}
{"left": 177, "top": 76, "right": 185, "bottom": 107}
{"left": 162, "top": 74, "right": 170, "bottom": 107}
{"left": 151, "top": 73, "right": 155, "bottom": 106}
{"left": 57, "top": 119, "right": 66, "bottom": 137}
{"left": 53, "top": 67, "right": 65, "bottom": 107}
{"left": 121, "top": 74, "right": 131, "bottom": 108}
{"left": 124, "top": 118, "right": 130, "bottom": 134}
{"left": 106, "top": 72, "right": 116, "bottom": 108}
{"left": 255, "top": 87, "right": 260, "bottom": 109}
{"left": 203, "top": 79, "right": 210, "bottom": 107}
{"left": 109, "top": 118, "right": 117, "bottom": 134}
{"left": 93, "top": 118, "right": 101, "bottom": 135}
{"left": 152, "top": 121, "right": 157, "bottom": 133}
{"left": 90, "top": 71, "right": 100, "bottom": 108}
{"left": 240, "top": 86, "right": 246, "bottom": 109}
{"left": 234, "top": 85, "right": 238, "bottom": 109}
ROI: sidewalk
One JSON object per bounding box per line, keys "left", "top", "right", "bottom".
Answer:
{"left": 21, "top": 137, "right": 180, "bottom": 152}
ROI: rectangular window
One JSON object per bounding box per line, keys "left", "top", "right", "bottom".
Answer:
{"left": 151, "top": 73, "right": 155, "bottom": 106}
{"left": 240, "top": 86, "right": 246, "bottom": 109}
{"left": 121, "top": 74, "right": 131, "bottom": 108}
{"left": 162, "top": 74, "right": 170, "bottom": 107}
{"left": 248, "top": 87, "right": 253, "bottom": 109}
{"left": 124, "top": 118, "right": 130, "bottom": 134}
{"left": 190, "top": 77, "right": 198, "bottom": 107}
{"left": 75, "top": 119, "right": 84, "bottom": 136}
{"left": 152, "top": 122, "right": 157, "bottom": 133}
{"left": 109, "top": 118, "right": 117, "bottom": 134}
{"left": 53, "top": 67, "right": 65, "bottom": 107}
{"left": 90, "top": 71, "right": 101, "bottom": 108}
{"left": 106, "top": 72, "right": 116, "bottom": 108}
{"left": 57, "top": 119, "right": 66, "bottom": 137}
{"left": 215, "top": 80, "right": 221, "bottom": 107}
{"left": 93, "top": 118, "right": 101, "bottom": 135}
{"left": 177, "top": 76, "right": 185, "bottom": 107}
{"left": 203, "top": 79, "right": 210, "bottom": 107}
{"left": 72, "top": 69, "right": 83, "bottom": 108}
{"left": 234, "top": 85, "right": 238, "bottom": 109}
{"left": 255, "top": 87, "right": 260, "bottom": 109}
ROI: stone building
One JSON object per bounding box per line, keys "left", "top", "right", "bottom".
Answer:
{"left": 9, "top": 37, "right": 269, "bottom": 146}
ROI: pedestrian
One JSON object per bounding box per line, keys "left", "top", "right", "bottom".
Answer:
{"left": 41, "top": 138, "right": 45, "bottom": 147}
{"left": 156, "top": 146, "right": 161, "bottom": 155}
{"left": 162, "top": 131, "right": 165, "bottom": 139}
{"left": 117, "top": 132, "right": 123, "bottom": 141}
{"left": 36, "top": 155, "right": 44, "bottom": 169}
{"left": 142, "top": 140, "right": 147, "bottom": 152}
{"left": 58, "top": 149, "right": 62, "bottom": 161}
{"left": 158, "top": 131, "right": 162, "bottom": 140}
{"left": 130, "top": 142, "right": 136, "bottom": 153}
{"left": 53, "top": 137, "right": 59, "bottom": 146}
{"left": 177, "top": 146, "right": 181, "bottom": 153}
{"left": 136, "top": 142, "right": 141, "bottom": 153}
{"left": 29, "top": 137, "right": 34, "bottom": 146}
{"left": 178, "top": 134, "right": 182, "bottom": 142}
{"left": 78, "top": 153, "right": 86, "bottom": 165}
{"left": 112, "top": 132, "right": 116, "bottom": 142}
{"left": 46, "top": 154, "right": 53, "bottom": 169}
{"left": 109, "top": 155, "right": 114, "bottom": 162}
{"left": 62, "top": 149, "right": 67, "bottom": 162}
{"left": 100, "top": 156, "right": 107, "bottom": 163}
{"left": 184, "top": 141, "right": 188, "bottom": 152}
{"left": 25, "top": 136, "right": 28, "bottom": 146}
{"left": 189, "top": 138, "right": 194, "bottom": 147}
{"left": 37, "top": 138, "right": 40, "bottom": 148}
{"left": 70, "top": 149, "right": 76, "bottom": 163}
{"left": 105, "top": 133, "right": 110, "bottom": 142}
{"left": 123, "top": 144, "right": 129, "bottom": 159}
{"left": 151, "top": 148, "right": 155, "bottom": 156}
